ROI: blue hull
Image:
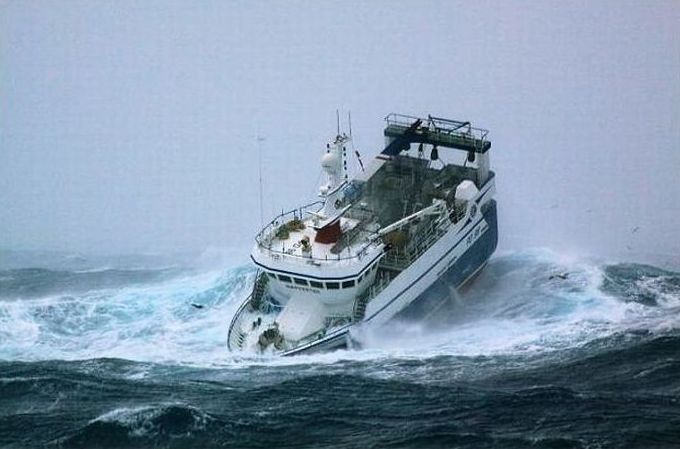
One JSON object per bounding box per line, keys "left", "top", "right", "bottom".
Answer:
{"left": 395, "top": 199, "right": 498, "bottom": 320}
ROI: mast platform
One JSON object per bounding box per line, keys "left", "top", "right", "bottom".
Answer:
{"left": 383, "top": 113, "right": 491, "bottom": 154}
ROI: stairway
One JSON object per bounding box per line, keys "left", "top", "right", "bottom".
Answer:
{"left": 250, "top": 272, "right": 269, "bottom": 310}
{"left": 353, "top": 295, "right": 369, "bottom": 321}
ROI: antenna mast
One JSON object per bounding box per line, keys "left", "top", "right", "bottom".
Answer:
{"left": 257, "top": 134, "right": 265, "bottom": 227}
{"left": 348, "top": 111, "right": 352, "bottom": 136}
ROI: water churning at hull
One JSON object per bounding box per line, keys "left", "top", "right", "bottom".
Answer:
{"left": 1, "top": 250, "right": 679, "bottom": 449}
{"left": 1, "top": 249, "right": 677, "bottom": 366}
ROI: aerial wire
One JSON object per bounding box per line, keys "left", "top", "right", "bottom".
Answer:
{"left": 257, "top": 133, "right": 265, "bottom": 227}
{"left": 348, "top": 110, "right": 365, "bottom": 172}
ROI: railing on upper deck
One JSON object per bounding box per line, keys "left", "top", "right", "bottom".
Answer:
{"left": 254, "top": 201, "right": 382, "bottom": 263}
{"left": 384, "top": 113, "right": 491, "bottom": 153}
{"left": 255, "top": 201, "right": 323, "bottom": 244}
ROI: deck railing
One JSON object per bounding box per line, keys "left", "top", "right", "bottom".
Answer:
{"left": 227, "top": 293, "right": 253, "bottom": 351}
{"left": 254, "top": 201, "right": 383, "bottom": 263}
{"left": 254, "top": 201, "right": 323, "bottom": 246}
{"left": 384, "top": 113, "right": 490, "bottom": 153}
{"left": 353, "top": 270, "right": 392, "bottom": 320}
{"left": 379, "top": 214, "right": 452, "bottom": 272}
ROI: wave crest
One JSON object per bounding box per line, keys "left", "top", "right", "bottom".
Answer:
{"left": 0, "top": 249, "right": 678, "bottom": 366}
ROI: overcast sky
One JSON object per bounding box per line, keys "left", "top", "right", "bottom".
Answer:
{"left": 1, "top": 1, "right": 678, "bottom": 260}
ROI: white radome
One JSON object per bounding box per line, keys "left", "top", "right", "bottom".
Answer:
{"left": 321, "top": 152, "right": 340, "bottom": 172}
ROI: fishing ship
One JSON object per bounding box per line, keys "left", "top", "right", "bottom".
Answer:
{"left": 227, "top": 113, "right": 498, "bottom": 355}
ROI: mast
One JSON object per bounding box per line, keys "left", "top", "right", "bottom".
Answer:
{"left": 257, "top": 135, "right": 265, "bottom": 227}
{"left": 317, "top": 114, "right": 352, "bottom": 219}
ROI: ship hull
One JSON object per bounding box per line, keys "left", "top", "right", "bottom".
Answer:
{"left": 279, "top": 199, "right": 498, "bottom": 356}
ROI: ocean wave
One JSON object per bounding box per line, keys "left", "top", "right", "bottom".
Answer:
{"left": 602, "top": 263, "right": 680, "bottom": 308}
{"left": 0, "top": 267, "right": 255, "bottom": 364}
{"left": 352, "top": 249, "right": 680, "bottom": 359}
{"left": 0, "top": 249, "right": 678, "bottom": 368}
{"left": 0, "top": 267, "right": 184, "bottom": 299}
{"left": 1, "top": 332, "right": 678, "bottom": 449}
{"left": 57, "top": 404, "right": 214, "bottom": 449}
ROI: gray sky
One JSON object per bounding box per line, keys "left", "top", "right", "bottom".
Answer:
{"left": 1, "top": 1, "right": 678, "bottom": 259}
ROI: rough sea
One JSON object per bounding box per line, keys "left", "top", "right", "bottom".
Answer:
{"left": 1, "top": 249, "right": 679, "bottom": 449}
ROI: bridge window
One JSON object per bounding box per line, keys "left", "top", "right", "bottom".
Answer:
{"left": 278, "top": 275, "right": 292, "bottom": 283}
{"left": 266, "top": 272, "right": 276, "bottom": 279}
{"left": 326, "top": 282, "right": 339, "bottom": 289}
{"left": 309, "top": 280, "right": 323, "bottom": 289}
{"left": 342, "top": 280, "right": 355, "bottom": 289}
{"left": 293, "top": 277, "right": 308, "bottom": 286}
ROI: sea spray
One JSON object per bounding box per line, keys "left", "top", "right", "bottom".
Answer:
{"left": 0, "top": 250, "right": 679, "bottom": 448}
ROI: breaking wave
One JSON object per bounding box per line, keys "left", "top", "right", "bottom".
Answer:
{"left": 0, "top": 265, "right": 254, "bottom": 364}
{"left": 1, "top": 249, "right": 679, "bottom": 448}
{"left": 0, "top": 249, "right": 678, "bottom": 367}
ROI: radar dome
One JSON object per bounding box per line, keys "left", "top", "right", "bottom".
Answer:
{"left": 321, "top": 152, "right": 340, "bottom": 172}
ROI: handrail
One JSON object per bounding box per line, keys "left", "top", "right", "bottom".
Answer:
{"left": 254, "top": 200, "right": 385, "bottom": 262}
{"left": 257, "top": 236, "right": 383, "bottom": 263}
{"left": 227, "top": 294, "right": 253, "bottom": 351}
{"left": 254, "top": 200, "right": 324, "bottom": 244}
{"left": 384, "top": 113, "right": 490, "bottom": 153}
{"left": 352, "top": 271, "right": 392, "bottom": 320}
{"left": 385, "top": 113, "right": 489, "bottom": 141}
